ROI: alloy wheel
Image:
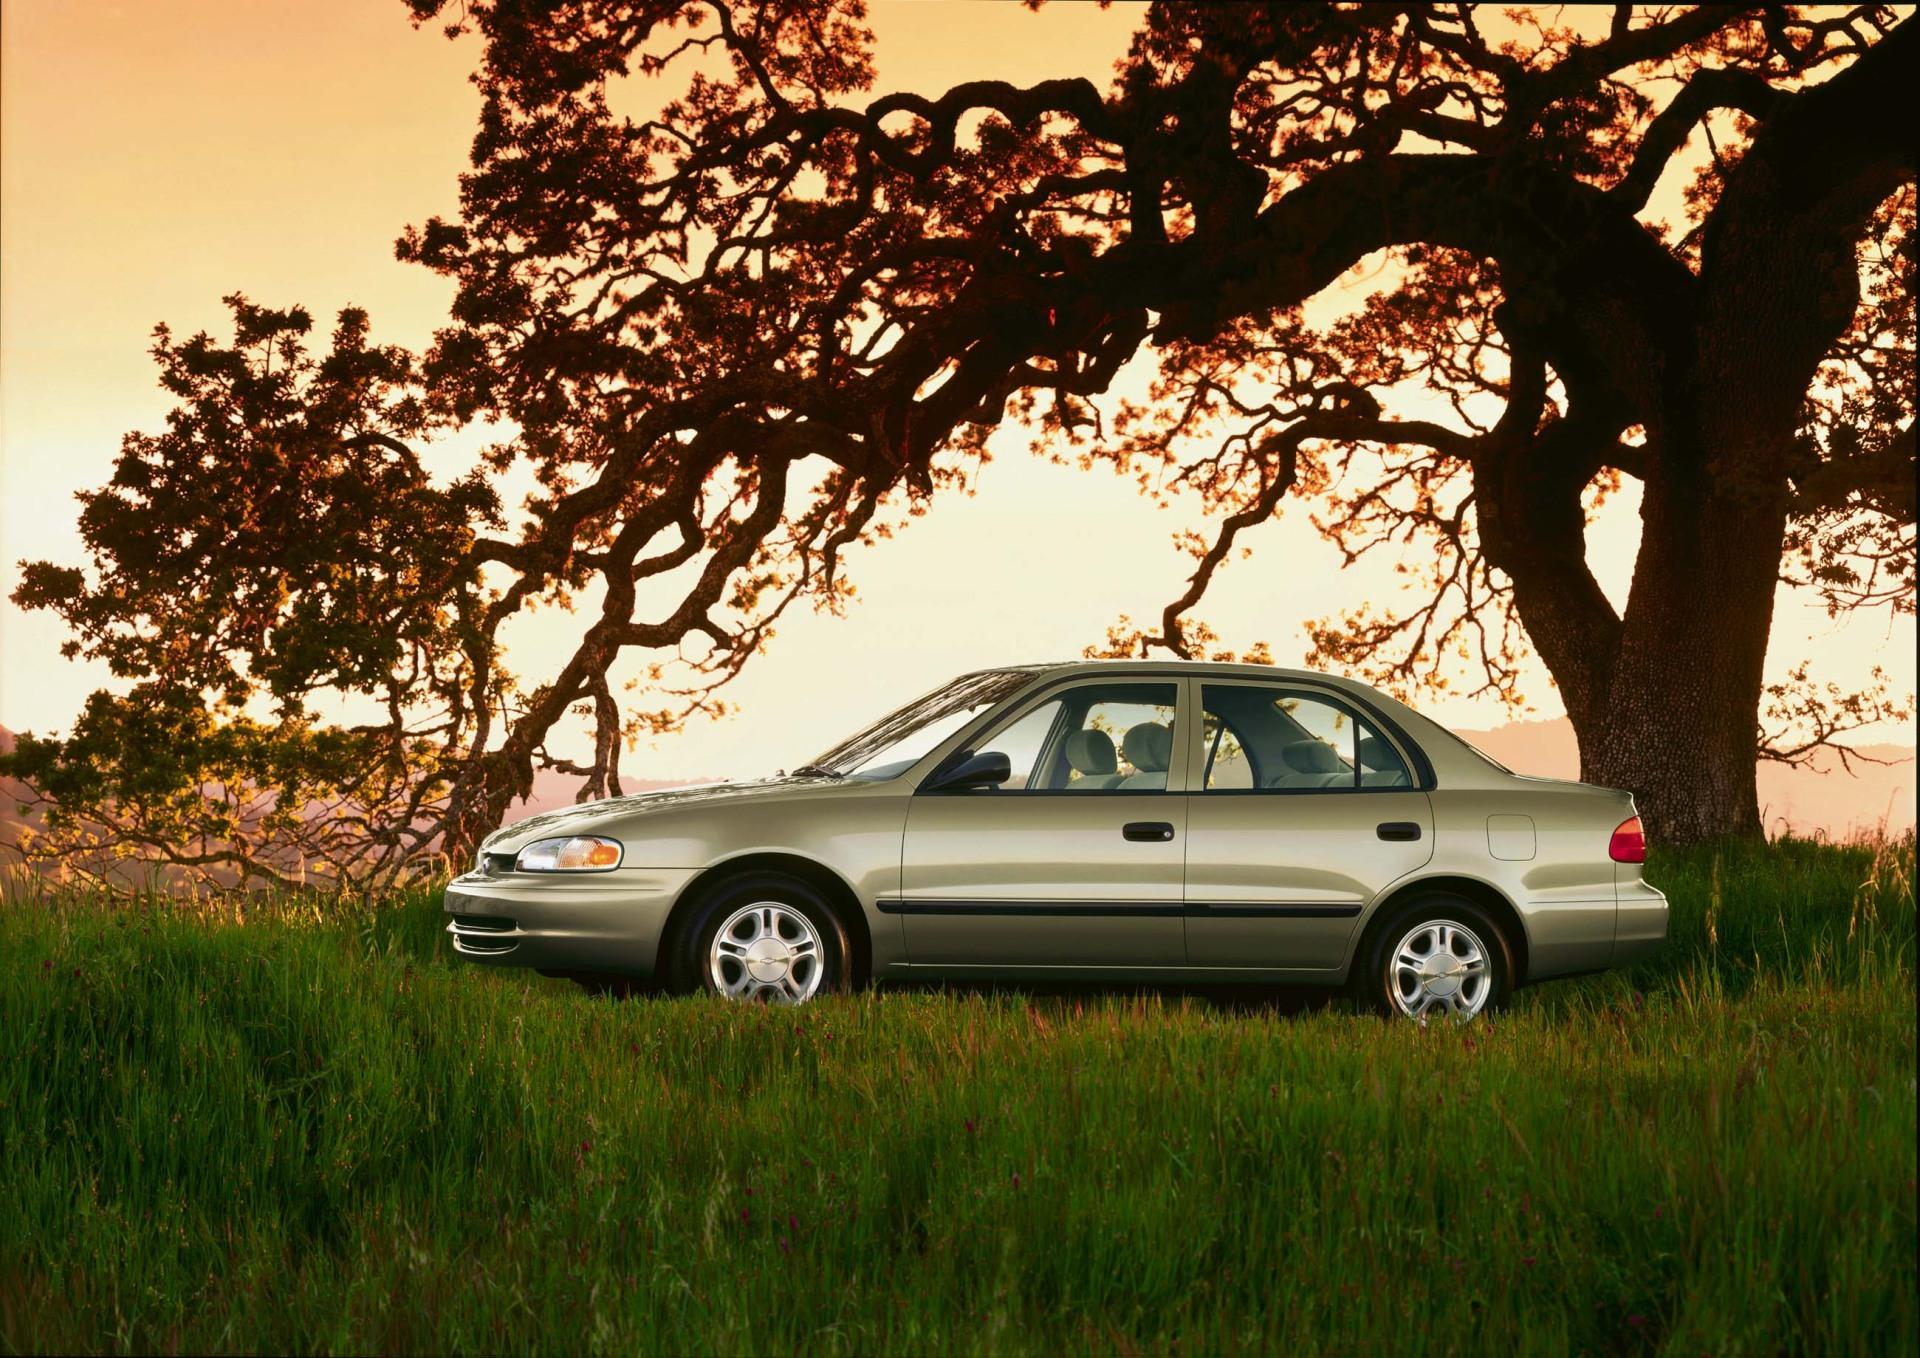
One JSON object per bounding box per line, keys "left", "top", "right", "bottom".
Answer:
{"left": 1389, "top": 918, "right": 1493, "bottom": 1020}
{"left": 707, "top": 901, "right": 825, "bottom": 1004}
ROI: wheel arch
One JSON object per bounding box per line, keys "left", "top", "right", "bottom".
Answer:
{"left": 662, "top": 851, "right": 873, "bottom": 985}
{"left": 1352, "top": 874, "right": 1531, "bottom": 987}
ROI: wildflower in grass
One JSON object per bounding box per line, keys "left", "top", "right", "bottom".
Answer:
{"left": 965, "top": 1117, "right": 976, "bottom": 1135}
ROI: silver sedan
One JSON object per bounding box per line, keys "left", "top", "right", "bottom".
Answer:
{"left": 445, "top": 661, "right": 1666, "bottom": 1019}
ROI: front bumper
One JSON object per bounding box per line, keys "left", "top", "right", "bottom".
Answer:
{"left": 442, "top": 866, "right": 697, "bottom": 975}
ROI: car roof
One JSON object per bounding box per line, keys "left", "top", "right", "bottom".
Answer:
{"left": 965, "top": 659, "right": 1355, "bottom": 685}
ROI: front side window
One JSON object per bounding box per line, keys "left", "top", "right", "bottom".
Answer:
{"left": 966, "top": 681, "right": 1180, "bottom": 792}
{"left": 977, "top": 699, "right": 1063, "bottom": 790}
{"left": 1200, "top": 685, "right": 1412, "bottom": 791}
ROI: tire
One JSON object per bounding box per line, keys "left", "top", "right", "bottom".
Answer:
{"left": 666, "top": 873, "right": 852, "bottom": 1005}
{"left": 1355, "top": 893, "right": 1515, "bottom": 1021}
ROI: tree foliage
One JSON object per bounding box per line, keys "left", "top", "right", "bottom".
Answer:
{"left": 7, "top": 2, "right": 1915, "bottom": 884}
{"left": 8, "top": 301, "right": 498, "bottom": 886}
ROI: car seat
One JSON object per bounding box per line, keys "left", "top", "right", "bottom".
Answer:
{"left": 1118, "top": 722, "right": 1174, "bottom": 790}
{"left": 1062, "top": 729, "right": 1123, "bottom": 790}
{"left": 1357, "top": 734, "right": 1412, "bottom": 788}
{"left": 1269, "top": 740, "right": 1352, "bottom": 788}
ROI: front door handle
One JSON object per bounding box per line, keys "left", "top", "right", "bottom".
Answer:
{"left": 1377, "top": 821, "right": 1422, "bottom": 842}
{"left": 1123, "top": 821, "right": 1176, "bottom": 843}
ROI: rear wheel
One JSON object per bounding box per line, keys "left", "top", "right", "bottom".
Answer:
{"left": 1356, "top": 894, "right": 1514, "bottom": 1021}
{"left": 668, "top": 874, "right": 852, "bottom": 1005}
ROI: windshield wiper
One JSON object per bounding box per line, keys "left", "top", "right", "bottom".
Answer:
{"left": 787, "top": 764, "right": 845, "bottom": 779}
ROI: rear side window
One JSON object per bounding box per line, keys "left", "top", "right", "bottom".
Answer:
{"left": 1200, "top": 685, "right": 1412, "bottom": 791}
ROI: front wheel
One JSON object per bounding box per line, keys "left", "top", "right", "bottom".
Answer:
{"left": 1356, "top": 895, "right": 1514, "bottom": 1021}
{"left": 668, "top": 874, "right": 852, "bottom": 1005}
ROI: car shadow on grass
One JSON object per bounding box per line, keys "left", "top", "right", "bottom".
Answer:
{"left": 876, "top": 975, "right": 1352, "bottom": 1017}
{"left": 541, "top": 968, "right": 1355, "bottom": 1017}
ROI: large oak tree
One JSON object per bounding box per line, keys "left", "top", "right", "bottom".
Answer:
{"left": 8, "top": 2, "right": 1914, "bottom": 885}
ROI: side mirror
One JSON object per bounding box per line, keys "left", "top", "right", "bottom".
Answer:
{"left": 924, "top": 749, "right": 1011, "bottom": 793}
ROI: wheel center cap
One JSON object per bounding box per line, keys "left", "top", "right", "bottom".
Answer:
{"left": 744, "top": 938, "right": 792, "bottom": 982}
{"left": 1422, "top": 952, "right": 1462, "bottom": 996}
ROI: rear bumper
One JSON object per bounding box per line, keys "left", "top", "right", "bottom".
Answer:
{"left": 1614, "top": 876, "right": 1669, "bottom": 965}
{"left": 442, "top": 866, "right": 696, "bottom": 976}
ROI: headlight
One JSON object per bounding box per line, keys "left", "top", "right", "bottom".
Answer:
{"left": 514, "top": 835, "right": 623, "bottom": 872}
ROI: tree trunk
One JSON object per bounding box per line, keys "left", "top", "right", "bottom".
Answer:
{"left": 1575, "top": 464, "right": 1790, "bottom": 844}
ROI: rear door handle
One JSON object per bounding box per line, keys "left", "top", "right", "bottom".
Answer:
{"left": 1123, "top": 821, "right": 1176, "bottom": 843}
{"left": 1377, "top": 821, "right": 1422, "bottom": 842}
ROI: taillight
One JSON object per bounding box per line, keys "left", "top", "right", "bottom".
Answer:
{"left": 1609, "top": 815, "right": 1646, "bottom": 863}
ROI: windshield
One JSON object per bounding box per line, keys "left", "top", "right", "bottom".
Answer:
{"left": 809, "top": 669, "right": 1038, "bottom": 782}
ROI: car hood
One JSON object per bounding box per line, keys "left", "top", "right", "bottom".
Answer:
{"left": 478, "top": 776, "right": 840, "bottom": 854}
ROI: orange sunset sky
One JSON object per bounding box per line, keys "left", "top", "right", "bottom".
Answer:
{"left": 2, "top": 1, "right": 1913, "bottom": 785}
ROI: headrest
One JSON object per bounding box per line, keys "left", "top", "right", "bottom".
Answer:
{"left": 1064, "top": 729, "right": 1118, "bottom": 776}
{"left": 1357, "top": 735, "right": 1395, "bottom": 770}
{"left": 1122, "top": 722, "right": 1173, "bottom": 774}
{"left": 1281, "top": 741, "right": 1344, "bottom": 774}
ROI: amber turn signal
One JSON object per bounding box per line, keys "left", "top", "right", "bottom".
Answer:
{"left": 514, "top": 835, "right": 624, "bottom": 872}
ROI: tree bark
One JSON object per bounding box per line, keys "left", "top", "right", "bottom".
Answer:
{"left": 1580, "top": 471, "right": 1789, "bottom": 842}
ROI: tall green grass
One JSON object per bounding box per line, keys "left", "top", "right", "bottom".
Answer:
{"left": 2, "top": 838, "right": 1913, "bottom": 1354}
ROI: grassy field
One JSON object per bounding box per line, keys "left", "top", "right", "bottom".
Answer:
{"left": 1, "top": 838, "right": 1914, "bottom": 1355}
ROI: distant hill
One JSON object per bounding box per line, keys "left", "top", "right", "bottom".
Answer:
{"left": 508, "top": 764, "right": 713, "bottom": 820}
{"left": 1454, "top": 718, "right": 1914, "bottom": 839}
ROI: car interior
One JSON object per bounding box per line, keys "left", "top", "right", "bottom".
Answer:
{"left": 974, "top": 681, "right": 1411, "bottom": 793}
{"left": 972, "top": 682, "right": 1180, "bottom": 791}
{"left": 1060, "top": 714, "right": 1177, "bottom": 791}
{"left": 1201, "top": 685, "right": 1412, "bottom": 790}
